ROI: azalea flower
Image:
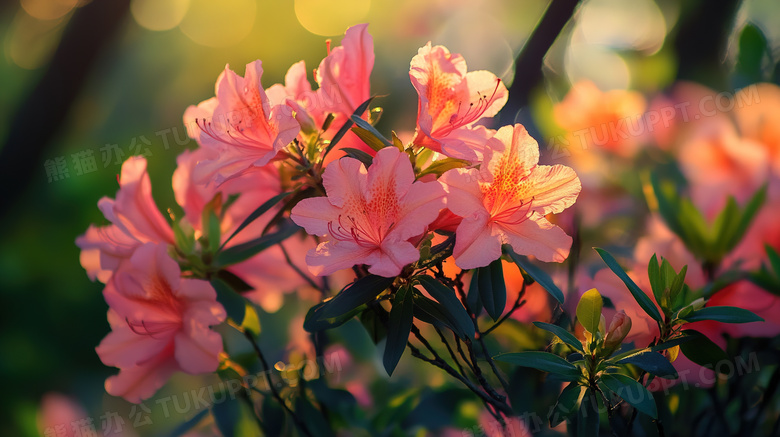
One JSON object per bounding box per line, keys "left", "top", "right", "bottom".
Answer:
{"left": 76, "top": 156, "right": 173, "bottom": 283}
{"left": 291, "top": 146, "right": 445, "bottom": 277}
{"left": 172, "top": 148, "right": 314, "bottom": 311}
{"left": 184, "top": 61, "right": 300, "bottom": 186}
{"left": 440, "top": 124, "right": 581, "bottom": 269}
{"left": 410, "top": 42, "right": 508, "bottom": 161}
{"left": 96, "top": 243, "right": 225, "bottom": 403}
{"left": 267, "top": 24, "right": 376, "bottom": 165}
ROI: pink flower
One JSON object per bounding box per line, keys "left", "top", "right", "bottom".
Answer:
{"left": 440, "top": 124, "right": 581, "bottom": 269}
{"left": 678, "top": 119, "right": 769, "bottom": 219}
{"left": 315, "top": 23, "right": 374, "bottom": 123}
{"left": 553, "top": 80, "right": 646, "bottom": 158}
{"left": 96, "top": 243, "right": 225, "bottom": 403}
{"left": 291, "top": 146, "right": 445, "bottom": 277}
{"left": 410, "top": 42, "right": 508, "bottom": 161}
{"left": 267, "top": 24, "right": 376, "bottom": 165}
{"left": 172, "top": 148, "right": 314, "bottom": 311}
{"left": 184, "top": 61, "right": 300, "bottom": 186}
{"left": 76, "top": 156, "right": 173, "bottom": 283}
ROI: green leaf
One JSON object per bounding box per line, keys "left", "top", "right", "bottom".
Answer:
{"left": 350, "top": 126, "right": 389, "bottom": 153}
{"left": 416, "top": 276, "right": 475, "bottom": 339}
{"left": 350, "top": 114, "right": 393, "bottom": 150}
{"left": 736, "top": 24, "right": 770, "bottom": 84}
{"left": 648, "top": 254, "right": 663, "bottom": 304}
{"left": 416, "top": 157, "right": 469, "bottom": 179}
{"left": 466, "top": 269, "right": 483, "bottom": 316}
{"left": 575, "top": 390, "right": 600, "bottom": 437}
{"left": 650, "top": 335, "right": 696, "bottom": 353}
{"left": 303, "top": 301, "right": 364, "bottom": 332}
{"left": 340, "top": 147, "right": 374, "bottom": 167}
{"left": 595, "top": 248, "right": 663, "bottom": 322}
{"left": 318, "top": 275, "right": 394, "bottom": 320}
{"left": 323, "top": 97, "right": 374, "bottom": 157}
{"left": 477, "top": 259, "right": 506, "bottom": 321}
{"left": 384, "top": 285, "right": 414, "bottom": 376}
{"left": 220, "top": 191, "right": 291, "bottom": 250}
{"left": 678, "top": 329, "right": 728, "bottom": 372}
{"left": 211, "top": 278, "right": 246, "bottom": 324}
{"left": 617, "top": 351, "right": 678, "bottom": 378}
{"left": 682, "top": 306, "right": 763, "bottom": 324}
{"left": 412, "top": 292, "right": 465, "bottom": 336}
{"left": 726, "top": 185, "right": 767, "bottom": 251}
{"left": 534, "top": 322, "right": 584, "bottom": 353}
{"left": 359, "top": 306, "right": 388, "bottom": 344}
{"left": 294, "top": 396, "right": 334, "bottom": 437}
{"left": 242, "top": 304, "right": 261, "bottom": 336}
{"left": 576, "top": 288, "right": 603, "bottom": 335}
{"left": 214, "top": 269, "right": 254, "bottom": 292}
{"left": 504, "top": 245, "right": 565, "bottom": 304}
{"left": 550, "top": 382, "right": 584, "bottom": 427}
{"left": 216, "top": 221, "right": 299, "bottom": 267}
{"left": 600, "top": 373, "right": 657, "bottom": 418}
{"left": 495, "top": 352, "right": 581, "bottom": 380}
{"left": 212, "top": 397, "right": 242, "bottom": 437}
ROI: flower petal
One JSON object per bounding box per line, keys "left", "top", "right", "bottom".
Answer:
{"left": 499, "top": 214, "right": 571, "bottom": 263}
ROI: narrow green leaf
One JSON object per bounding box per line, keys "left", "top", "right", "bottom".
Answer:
{"left": 467, "top": 269, "right": 483, "bottom": 316}
{"left": 211, "top": 278, "right": 246, "bottom": 324}
{"left": 534, "top": 322, "right": 584, "bottom": 353}
{"left": 412, "top": 292, "right": 461, "bottom": 335}
{"left": 682, "top": 306, "right": 763, "bottom": 324}
{"left": 319, "top": 275, "right": 394, "bottom": 320}
{"left": 340, "top": 147, "right": 374, "bottom": 167}
{"left": 323, "top": 97, "right": 374, "bottom": 157}
{"left": 550, "top": 382, "right": 584, "bottom": 427}
{"left": 478, "top": 261, "right": 503, "bottom": 321}
{"left": 416, "top": 157, "right": 470, "bottom": 179}
{"left": 494, "top": 352, "right": 581, "bottom": 380}
{"left": 216, "top": 221, "right": 299, "bottom": 267}
{"left": 360, "top": 307, "right": 388, "bottom": 344}
{"left": 384, "top": 285, "right": 415, "bottom": 376}
{"left": 504, "top": 245, "right": 565, "bottom": 304}
{"left": 417, "top": 276, "right": 475, "bottom": 339}
{"left": 214, "top": 269, "right": 253, "bottom": 292}
{"left": 617, "top": 351, "right": 678, "bottom": 378}
{"left": 220, "top": 191, "right": 290, "bottom": 250}
{"left": 576, "top": 288, "right": 603, "bottom": 335}
{"left": 648, "top": 254, "right": 662, "bottom": 304}
{"left": 350, "top": 114, "right": 393, "bottom": 149}
{"left": 724, "top": 185, "right": 767, "bottom": 251}
{"left": 601, "top": 373, "right": 657, "bottom": 418}
{"left": 595, "top": 248, "right": 663, "bottom": 322}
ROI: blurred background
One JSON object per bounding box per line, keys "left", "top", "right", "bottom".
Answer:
{"left": 1, "top": 0, "right": 779, "bottom": 435}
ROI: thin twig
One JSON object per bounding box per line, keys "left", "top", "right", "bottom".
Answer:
{"left": 434, "top": 326, "right": 469, "bottom": 379}
{"left": 279, "top": 242, "right": 321, "bottom": 292}
{"left": 481, "top": 282, "right": 527, "bottom": 336}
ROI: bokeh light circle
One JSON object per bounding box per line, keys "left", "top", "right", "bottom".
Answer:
{"left": 294, "top": 0, "right": 370, "bottom": 36}
{"left": 179, "top": 0, "right": 256, "bottom": 47}
{"left": 131, "top": 0, "right": 191, "bottom": 32}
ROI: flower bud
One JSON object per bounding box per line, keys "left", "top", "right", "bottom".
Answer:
{"left": 603, "top": 310, "right": 632, "bottom": 352}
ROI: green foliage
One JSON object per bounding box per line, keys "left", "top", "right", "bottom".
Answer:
{"left": 600, "top": 373, "right": 657, "bottom": 418}
{"left": 534, "top": 321, "right": 585, "bottom": 353}
{"left": 416, "top": 276, "right": 475, "bottom": 339}
{"left": 211, "top": 277, "right": 247, "bottom": 324}
{"left": 576, "top": 288, "right": 603, "bottom": 335}
{"left": 504, "top": 244, "right": 565, "bottom": 304}
{"left": 384, "top": 284, "right": 415, "bottom": 376}
{"left": 475, "top": 259, "right": 507, "bottom": 321}
{"left": 596, "top": 248, "right": 663, "bottom": 322}
{"left": 495, "top": 351, "right": 582, "bottom": 380}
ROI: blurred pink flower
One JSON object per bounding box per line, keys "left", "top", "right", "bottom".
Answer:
{"left": 734, "top": 83, "right": 780, "bottom": 174}
{"left": 291, "top": 146, "right": 445, "bottom": 277}
{"left": 440, "top": 124, "right": 580, "bottom": 269}
{"left": 184, "top": 61, "right": 300, "bottom": 186}
{"left": 410, "top": 42, "right": 507, "bottom": 161}
{"left": 96, "top": 243, "right": 225, "bottom": 403}
{"left": 678, "top": 119, "right": 769, "bottom": 219}
{"left": 173, "top": 148, "right": 313, "bottom": 311}
{"left": 76, "top": 156, "right": 173, "bottom": 283}
{"left": 38, "top": 393, "right": 90, "bottom": 437}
